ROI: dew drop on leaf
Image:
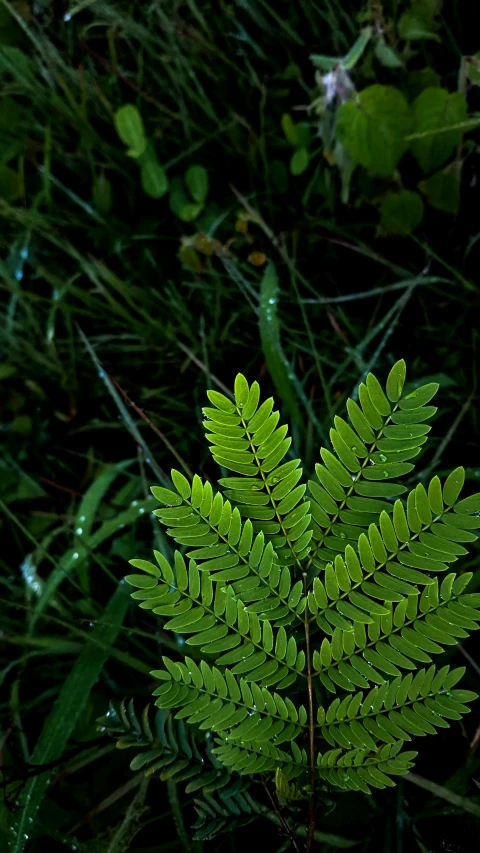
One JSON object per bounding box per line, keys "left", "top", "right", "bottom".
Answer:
{"left": 379, "top": 454, "right": 387, "bottom": 462}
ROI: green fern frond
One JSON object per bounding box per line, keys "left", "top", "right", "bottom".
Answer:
{"left": 151, "top": 656, "right": 308, "bottom": 744}
{"left": 150, "top": 474, "right": 305, "bottom": 627}
{"left": 126, "top": 551, "right": 305, "bottom": 688}
{"left": 213, "top": 732, "right": 308, "bottom": 779}
{"left": 123, "top": 361, "right": 480, "bottom": 842}
{"left": 307, "top": 471, "right": 480, "bottom": 690}
{"left": 317, "top": 740, "right": 417, "bottom": 793}
{"left": 97, "top": 701, "right": 261, "bottom": 840}
{"left": 203, "top": 376, "right": 312, "bottom": 569}
{"left": 312, "top": 572, "right": 480, "bottom": 693}
{"left": 308, "top": 361, "right": 439, "bottom": 568}
{"left": 317, "top": 665, "right": 477, "bottom": 753}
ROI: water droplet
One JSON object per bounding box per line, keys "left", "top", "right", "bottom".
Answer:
{"left": 89, "top": 622, "right": 94, "bottom": 628}
{"left": 268, "top": 297, "right": 276, "bottom": 305}
{"left": 383, "top": 471, "right": 389, "bottom": 478}
{"left": 64, "top": 11, "right": 72, "bottom": 21}
{"left": 177, "top": 636, "right": 185, "bottom": 645}
{"left": 15, "top": 269, "right": 24, "bottom": 281}
{"left": 119, "top": 523, "right": 125, "bottom": 529}
{"left": 139, "top": 507, "right": 145, "bottom": 514}
{"left": 145, "top": 458, "right": 151, "bottom": 464}
{"left": 379, "top": 454, "right": 387, "bottom": 463}
{"left": 98, "top": 370, "right": 105, "bottom": 378}
{"left": 351, "top": 446, "right": 357, "bottom": 452}
{"left": 20, "top": 247, "right": 29, "bottom": 260}
{"left": 72, "top": 552, "right": 79, "bottom": 560}
{"left": 339, "top": 533, "right": 345, "bottom": 539}
{"left": 79, "top": 515, "right": 86, "bottom": 522}
{"left": 76, "top": 527, "right": 83, "bottom": 535}
{"left": 131, "top": 500, "right": 138, "bottom": 506}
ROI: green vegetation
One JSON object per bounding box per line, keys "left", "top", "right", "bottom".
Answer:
{"left": 1, "top": 1, "right": 480, "bottom": 851}
{"left": 125, "top": 364, "right": 480, "bottom": 846}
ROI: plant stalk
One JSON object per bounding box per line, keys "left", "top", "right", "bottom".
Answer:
{"left": 302, "top": 572, "right": 316, "bottom": 852}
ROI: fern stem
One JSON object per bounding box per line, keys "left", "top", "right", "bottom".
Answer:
{"left": 302, "top": 571, "right": 316, "bottom": 853}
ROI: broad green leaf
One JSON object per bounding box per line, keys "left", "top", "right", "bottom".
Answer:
{"left": 410, "top": 88, "right": 468, "bottom": 172}
{"left": 140, "top": 145, "right": 169, "bottom": 198}
{"left": 179, "top": 202, "right": 204, "bottom": 222}
{"left": 454, "top": 493, "right": 480, "bottom": 514}
{"left": 178, "top": 244, "right": 203, "bottom": 272}
{"left": 186, "top": 165, "right": 209, "bottom": 203}
{"left": 374, "top": 39, "right": 403, "bottom": 69}
{"left": 380, "top": 190, "right": 424, "bottom": 235}
{"left": 386, "top": 360, "right": 407, "bottom": 402}
{"left": 290, "top": 147, "right": 310, "bottom": 176}
{"left": 399, "top": 382, "right": 439, "bottom": 410}
{"left": 342, "top": 27, "right": 373, "bottom": 69}
{"left": 114, "top": 104, "right": 147, "bottom": 158}
{"left": 281, "top": 113, "right": 300, "bottom": 146}
{"left": 169, "top": 176, "right": 190, "bottom": 217}
{"left": 310, "top": 53, "right": 339, "bottom": 72}
{"left": 11, "top": 584, "right": 130, "bottom": 853}
{"left": 419, "top": 166, "right": 459, "bottom": 213}
{"left": 398, "top": 7, "right": 440, "bottom": 42}
{"left": 151, "top": 486, "right": 183, "bottom": 505}
{"left": 336, "top": 85, "right": 411, "bottom": 176}
{"left": 443, "top": 467, "right": 465, "bottom": 506}
{"left": 408, "top": 67, "right": 442, "bottom": 99}
{"left": 466, "top": 53, "right": 480, "bottom": 86}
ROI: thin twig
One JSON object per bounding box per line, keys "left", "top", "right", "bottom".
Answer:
{"left": 177, "top": 341, "right": 235, "bottom": 398}
{"left": 77, "top": 325, "right": 168, "bottom": 484}
{"left": 457, "top": 643, "right": 480, "bottom": 680}
{"left": 302, "top": 574, "right": 316, "bottom": 852}
{"left": 261, "top": 778, "right": 301, "bottom": 853}
{"left": 108, "top": 374, "right": 193, "bottom": 478}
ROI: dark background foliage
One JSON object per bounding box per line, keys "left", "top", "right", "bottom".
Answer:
{"left": 1, "top": 1, "right": 479, "bottom": 851}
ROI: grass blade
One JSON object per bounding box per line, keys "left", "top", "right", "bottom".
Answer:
{"left": 10, "top": 582, "right": 131, "bottom": 853}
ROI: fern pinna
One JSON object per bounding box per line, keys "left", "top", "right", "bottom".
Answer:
{"left": 122, "top": 361, "right": 480, "bottom": 848}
